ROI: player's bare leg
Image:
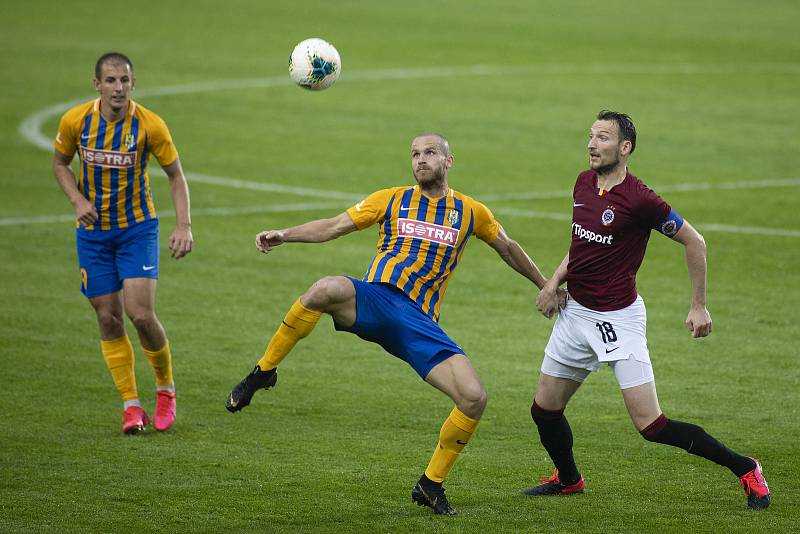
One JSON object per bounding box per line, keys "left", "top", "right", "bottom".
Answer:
{"left": 625, "top": 381, "right": 770, "bottom": 509}
{"left": 524, "top": 373, "right": 585, "bottom": 496}
{"left": 124, "top": 278, "right": 175, "bottom": 431}
{"left": 123, "top": 278, "right": 166, "bottom": 350}
{"left": 90, "top": 290, "right": 149, "bottom": 433}
{"left": 226, "top": 276, "right": 355, "bottom": 412}
{"left": 408, "top": 355, "right": 486, "bottom": 515}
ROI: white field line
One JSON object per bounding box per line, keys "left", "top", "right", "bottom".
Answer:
{"left": 4, "top": 203, "right": 799, "bottom": 239}
{"left": 481, "top": 177, "right": 800, "bottom": 201}
{"left": 19, "top": 62, "right": 800, "bottom": 151}
{"left": 15, "top": 64, "right": 800, "bottom": 237}
{"left": 491, "top": 208, "right": 800, "bottom": 238}
{"left": 0, "top": 202, "right": 346, "bottom": 227}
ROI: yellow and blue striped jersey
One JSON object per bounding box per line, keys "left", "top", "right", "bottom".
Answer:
{"left": 54, "top": 98, "right": 178, "bottom": 231}
{"left": 347, "top": 185, "right": 500, "bottom": 322}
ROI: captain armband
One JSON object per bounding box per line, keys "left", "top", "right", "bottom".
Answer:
{"left": 654, "top": 209, "right": 684, "bottom": 238}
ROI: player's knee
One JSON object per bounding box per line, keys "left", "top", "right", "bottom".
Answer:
{"left": 303, "top": 276, "right": 350, "bottom": 309}
{"left": 95, "top": 309, "right": 124, "bottom": 337}
{"left": 460, "top": 385, "right": 487, "bottom": 418}
{"left": 128, "top": 310, "right": 159, "bottom": 334}
{"left": 639, "top": 413, "right": 668, "bottom": 441}
{"left": 530, "top": 400, "right": 565, "bottom": 424}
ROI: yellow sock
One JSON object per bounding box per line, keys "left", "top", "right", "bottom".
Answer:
{"left": 257, "top": 298, "right": 322, "bottom": 371}
{"left": 143, "top": 341, "right": 173, "bottom": 388}
{"left": 101, "top": 335, "right": 138, "bottom": 402}
{"left": 424, "top": 406, "right": 480, "bottom": 483}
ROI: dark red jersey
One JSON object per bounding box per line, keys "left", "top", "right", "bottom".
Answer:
{"left": 566, "top": 170, "right": 670, "bottom": 311}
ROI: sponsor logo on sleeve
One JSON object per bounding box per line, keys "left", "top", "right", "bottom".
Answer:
{"left": 80, "top": 146, "right": 137, "bottom": 169}
{"left": 398, "top": 218, "right": 459, "bottom": 247}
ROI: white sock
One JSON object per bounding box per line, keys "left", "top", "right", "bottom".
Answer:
{"left": 123, "top": 399, "right": 142, "bottom": 410}
{"left": 156, "top": 383, "right": 175, "bottom": 392}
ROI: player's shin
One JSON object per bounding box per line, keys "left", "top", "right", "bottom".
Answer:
{"left": 424, "top": 406, "right": 480, "bottom": 483}
{"left": 143, "top": 340, "right": 173, "bottom": 389}
{"left": 531, "top": 401, "right": 581, "bottom": 484}
{"left": 640, "top": 414, "right": 756, "bottom": 476}
{"left": 257, "top": 298, "right": 322, "bottom": 371}
{"left": 101, "top": 335, "right": 138, "bottom": 402}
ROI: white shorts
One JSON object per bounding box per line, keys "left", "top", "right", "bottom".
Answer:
{"left": 541, "top": 294, "right": 655, "bottom": 389}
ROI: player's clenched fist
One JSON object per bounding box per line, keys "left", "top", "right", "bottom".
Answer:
{"left": 686, "top": 306, "right": 712, "bottom": 338}
{"left": 256, "top": 230, "right": 285, "bottom": 253}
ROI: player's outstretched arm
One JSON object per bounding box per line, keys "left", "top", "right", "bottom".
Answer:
{"left": 162, "top": 158, "right": 193, "bottom": 259}
{"left": 53, "top": 151, "right": 98, "bottom": 227}
{"left": 488, "top": 224, "right": 548, "bottom": 286}
{"left": 256, "top": 212, "right": 357, "bottom": 254}
{"left": 671, "top": 220, "right": 712, "bottom": 338}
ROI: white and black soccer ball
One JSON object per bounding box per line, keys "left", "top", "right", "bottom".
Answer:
{"left": 288, "top": 38, "right": 341, "bottom": 91}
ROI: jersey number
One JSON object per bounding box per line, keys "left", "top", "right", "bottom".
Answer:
{"left": 595, "top": 321, "right": 618, "bottom": 343}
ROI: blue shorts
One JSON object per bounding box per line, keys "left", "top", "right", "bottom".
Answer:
{"left": 333, "top": 277, "right": 464, "bottom": 379}
{"left": 76, "top": 219, "right": 159, "bottom": 298}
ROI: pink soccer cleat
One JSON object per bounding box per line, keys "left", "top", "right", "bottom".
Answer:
{"left": 122, "top": 406, "right": 150, "bottom": 435}
{"left": 154, "top": 390, "right": 176, "bottom": 431}
{"left": 739, "top": 458, "right": 770, "bottom": 509}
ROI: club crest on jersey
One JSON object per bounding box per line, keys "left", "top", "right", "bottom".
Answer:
{"left": 124, "top": 133, "right": 136, "bottom": 150}
{"left": 601, "top": 206, "right": 615, "bottom": 226}
{"left": 447, "top": 209, "right": 459, "bottom": 226}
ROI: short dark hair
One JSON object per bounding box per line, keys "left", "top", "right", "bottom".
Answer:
{"left": 597, "top": 110, "right": 636, "bottom": 154}
{"left": 95, "top": 52, "right": 134, "bottom": 79}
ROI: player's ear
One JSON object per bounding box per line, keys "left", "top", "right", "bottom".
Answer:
{"left": 620, "top": 140, "right": 632, "bottom": 157}
{"left": 446, "top": 153, "right": 454, "bottom": 169}
{"left": 93, "top": 78, "right": 101, "bottom": 93}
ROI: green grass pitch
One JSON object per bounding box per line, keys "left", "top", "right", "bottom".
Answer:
{"left": 1, "top": 1, "right": 798, "bottom": 531}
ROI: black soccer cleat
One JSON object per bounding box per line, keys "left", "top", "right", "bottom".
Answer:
{"left": 522, "top": 469, "right": 585, "bottom": 496}
{"left": 226, "top": 365, "right": 277, "bottom": 413}
{"left": 411, "top": 480, "right": 458, "bottom": 516}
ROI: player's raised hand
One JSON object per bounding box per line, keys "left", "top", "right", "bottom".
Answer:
{"left": 75, "top": 197, "right": 98, "bottom": 227}
{"left": 169, "top": 225, "right": 193, "bottom": 259}
{"left": 686, "top": 306, "right": 712, "bottom": 338}
{"left": 256, "top": 230, "right": 285, "bottom": 254}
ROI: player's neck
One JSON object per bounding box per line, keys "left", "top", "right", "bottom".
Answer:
{"left": 596, "top": 165, "right": 627, "bottom": 192}
{"left": 99, "top": 100, "right": 128, "bottom": 123}
{"left": 418, "top": 180, "right": 449, "bottom": 199}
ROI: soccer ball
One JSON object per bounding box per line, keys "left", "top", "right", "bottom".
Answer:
{"left": 288, "top": 38, "right": 341, "bottom": 91}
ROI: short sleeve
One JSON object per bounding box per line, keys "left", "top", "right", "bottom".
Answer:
{"left": 471, "top": 199, "right": 500, "bottom": 243}
{"left": 637, "top": 185, "right": 671, "bottom": 229}
{"left": 54, "top": 112, "right": 77, "bottom": 157}
{"left": 148, "top": 114, "right": 179, "bottom": 167}
{"left": 346, "top": 189, "right": 394, "bottom": 230}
